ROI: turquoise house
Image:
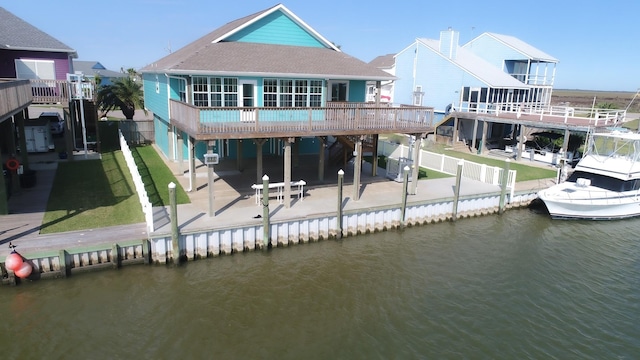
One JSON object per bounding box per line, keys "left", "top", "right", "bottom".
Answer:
{"left": 141, "top": 3, "right": 434, "bottom": 205}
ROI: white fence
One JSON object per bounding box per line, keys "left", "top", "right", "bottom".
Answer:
{"left": 378, "top": 140, "right": 517, "bottom": 198}
{"left": 119, "top": 130, "right": 154, "bottom": 233}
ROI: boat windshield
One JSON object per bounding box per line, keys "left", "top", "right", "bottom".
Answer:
{"left": 568, "top": 170, "right": 640, "bottom": 192}
{"left": 589, "top": 135, "right": 640, "bottom": 161}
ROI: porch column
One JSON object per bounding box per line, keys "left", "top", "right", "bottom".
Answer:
{"left": 372, "top": 134, "right": 379, "bottom": 177}
{"left": 375, "top": 80, "right": 381, "bottom": 105}
{"left": 479, "top": 120, "right": 488, "bottom": 155}
{"left": 15, "top": 111, "right": 29, "bottom": 170}
{"left": 168, "top": 125, "right": 175, "bottom": 161}
{"left": 452, "top": 116, "right": 459, "bottom": 146}
{"left": 64, "top": 107, "right": 74, "bottom": 161}
{"left": 293, "top": 139, "right": 299, "bottom": 168}
{"left": 207, "top": 141, "right": 215, "bottom": 217}
{"left": 353, "top": 136, "right": 363, "bottom": 201}
{"left": 176, "top": 132, "right": 184, "bottom": 173}
{"left": 516, "top": 125, "right": 525, "bottom": 162}
{"left": 318, "top": 136, "right": 327, "bottom": 182}
{"left": 188, "top": 135, "right": 196, "bottom": 192}
{"left": 236, "top": 139, "right": 244, "bottom": 172}
{"left": 562, "top": 128, "right": 570, "bottom": 156}
{"left": 471, "top": 118, "right": 479, "bottom": 152}
{"left": 410, "top": 134, "right": 422, "bottom": 195}
{"left": 283, "top": 138, "right": 294, "bottom": 208}
{"left": 254, "top": 138, "right": 267, "bottom": 184}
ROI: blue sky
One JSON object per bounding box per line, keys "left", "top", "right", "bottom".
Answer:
{"left": 2, "top": 0, "right": 638, "bottom": 91}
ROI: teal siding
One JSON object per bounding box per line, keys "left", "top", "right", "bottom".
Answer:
{"left": 348, "top": 80, "right": 366, "bottom": 102}
{"left": 143, "top": 73, "right": 169, "bottom": 121}
{"left": 154, "top": 115, "right": 170, "bottom": 158}
{"left": 226, "top": 11, "right": 325, "bottom": 48}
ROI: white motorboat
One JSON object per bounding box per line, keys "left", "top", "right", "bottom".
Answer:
{"left": 537, "top": 130, "right": 640, "bottom": 220}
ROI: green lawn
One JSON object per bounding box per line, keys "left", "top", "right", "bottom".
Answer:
{"left": 41, "top": 148, "right": 189, "bottom": 233}
{"left": 440, "top": 149, "right": 557, "bottom": 181}
{"left": 132, "top": 145, "right": 190, "bottom": 206}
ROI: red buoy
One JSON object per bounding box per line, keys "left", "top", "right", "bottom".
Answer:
{"left": 5, "top": 252, "right": 23, "bottom": 272}
{"left": 14, "top": 261, "right": 32, "bottom": 279}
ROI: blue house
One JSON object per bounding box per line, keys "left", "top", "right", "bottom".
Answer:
{"left": 141, "top": 3, "right": 434, "bottom": 205}
{"left": 387, "top": 28, "right": 558, "bottom": 151}
{"left": 393, "top": 28, "right": 557, "bottom": 115}
{"left": 72, "top": 61, "right": 126, "bottom": 86}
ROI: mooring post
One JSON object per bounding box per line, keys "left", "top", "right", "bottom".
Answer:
{"left": 262, "top": 174, "right": 270, "bottom": 248}
{"left": 337, "top": 169, "right": 344, "bottom": 239}
{"left": 452, "top": 160, "right": 464, "bottom": 221}
{"left": 168, "top": 182, "right": 180, "bottom": 264}
{"left": 499, "top": 159, "right": 511, "bottom": 214}
{"left": 58, "top": 249, "right": 67, "bottom": 278}
{"left": 401, "top": 166, "right": 410, "bottom": 228}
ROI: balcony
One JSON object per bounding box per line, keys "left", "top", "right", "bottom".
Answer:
{"left": 169, "top": 100, "right": 436, "bottom": 140}
{"left": 0, "top": 79, "right": 32, "bottom": 121}
{"left": 29, "top": 79, "right": 70, "bottom": 104}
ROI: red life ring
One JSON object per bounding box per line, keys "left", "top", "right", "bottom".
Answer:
{"left": 5, "top": 158, "right": 20, "bottom": 171}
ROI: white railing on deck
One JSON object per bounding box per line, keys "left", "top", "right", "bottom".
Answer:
{"left": 119, "top": 130, "right": 154, "bottom": 233}
{"left": 378, "top": 140, "right": 517, "bottom": 199}
{"left": 454, "top": 101, "right": 625, "bottom": 126}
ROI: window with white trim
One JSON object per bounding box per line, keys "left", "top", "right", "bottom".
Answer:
{"left": 15, "top": 59, "right": 55, "bottom": 80}
{"left": 263, "top": 79, "right": 324, "bottom": 107}
{"left": 264, "top": 79, "right": 278, "bottom": 107}
{"left": 191, "top": 76, "right": 238, "bottom": 107}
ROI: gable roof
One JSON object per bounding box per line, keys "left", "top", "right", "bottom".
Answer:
{"left": 141, "top": 4, "right": 392, "bottom": 81}
{"left": 211, "top": 3, "right": 340, "bottom": 51}
{"left": 143, "top": 42, "right": 393, "bottom": 80}
{"left": 465, "top": 33, "right": 558, "bottom": 63}
{"left": 416, "top": 38, "right": 529, "bottom": 88}
{"left": 0, "top": 7, "right": 76, "bottom": 55}
{"left": 369, "top": 54, "right": 395, "bottom": 69}
{"left": 73, "top": 61, "right": 126, "bottom": 78}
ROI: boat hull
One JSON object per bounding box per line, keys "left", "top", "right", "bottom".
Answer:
{"left": 538, "top": 186, "right": 640, "bottom": 220}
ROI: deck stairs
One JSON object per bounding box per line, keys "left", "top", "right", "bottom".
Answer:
{"left": 328, "top": 135, "right": 375, "bottom": 166}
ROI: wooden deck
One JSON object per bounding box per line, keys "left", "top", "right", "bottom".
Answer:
{"left": 170, "top": 100, "right": 437, "bottom": 140}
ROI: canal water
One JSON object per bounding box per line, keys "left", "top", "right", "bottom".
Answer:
{"left": 1, "top": 209, "right": 639, "bottom": 359}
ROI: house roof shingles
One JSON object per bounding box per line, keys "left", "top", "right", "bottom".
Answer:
{"left": 0, "top": 7, "right": 76, "bottom": 55}
{"left": 417, "top": 38, "right": 529, "bottom": 89}
{"left": 141, "top": 4, "right": 393, "bottom": 81}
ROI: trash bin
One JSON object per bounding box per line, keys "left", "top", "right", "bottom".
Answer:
{"left": 19, "top": 169, "right": 37, "bottom": 188}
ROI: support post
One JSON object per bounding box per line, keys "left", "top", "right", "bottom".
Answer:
{"left": 562, "top": 128, "right": 570, "bottom": 155}
{"left": 112, "top": 244, "right": 120, "bottom": 269}
{"left": 254, "top": 139, "right": 266, "bottom": 184}
{"left": 499, "top": 159, "right": 511, "bottom": 214}
{"left": 176, "top": 132, "right": 184, "bottom": 173}
{"left": 207, "top": 141, "right": 215, "bottom": 217}
{"left": 337, "top": 169, "right": 344, "bottom": 239}
{"left": 236, "top": 140, "right": 244, "bottom": 172}
{"left": 372, "top": 134, "right": 379, "bottom": 177}
{"left": 284, "top": 138, "right": 293, "bottom": 208}
{"left": 262, "top": 175, "right": 270, "bottom": 248}
{"left": 452, "top": 116, "right": 459, "bottom": 146}
{"left": 318, "top": 137, "right": 327, "bottom": 182}
{"left": 471, "top": 119, "right": 479, "bottom": 152}
{"left": 410, "top": 134, "right": 421, "bottom": 194}
{"left": 188, "top": 136, "right": 196, "bottom": 192}
{"left": 58, "top": 250, "right": 68, "bottom": 278}
{"left": 169, "top": 182, "right": 180, "bottom": 264}
{"left": 516, "top": 125, "right": 525, "bottom": 161}
{"left": 478, "top": 121, "right": 488, "bottom": 155}
{"left": 452, "top": 160, "right": 464, "bottom": 221}
{"left": 353, "top": 137, "right": 363, "bottom": 201}
{"left": 401, "top": 166, "right": 410, "bottom": 228}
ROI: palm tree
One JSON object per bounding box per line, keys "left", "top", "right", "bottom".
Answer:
{"left": 97, "top": 77, "right": 145, "bottom": 119}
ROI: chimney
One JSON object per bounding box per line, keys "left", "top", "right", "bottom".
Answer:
{"left": 439, "top": 27, "right": 459, "bottom": 60}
